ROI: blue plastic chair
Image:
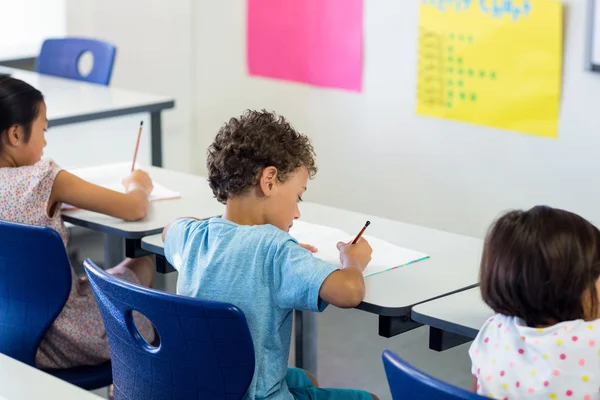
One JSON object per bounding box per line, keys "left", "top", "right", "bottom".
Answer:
{"left": 382, "top": 350, "right": 486, "bottom": 400}
{"left": 84, "top": 258, "right": 256, "bottom": 400}
{"left": 0, "top": 220, "right": 112, "bottom": 389}
{"left": 36, "top": 37, "right": 117, "bottom": 85}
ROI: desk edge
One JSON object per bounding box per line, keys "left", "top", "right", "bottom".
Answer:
{"left": 48, "top": 100, "right": 175, "bottom": 127}
{"left": 141, "top": 239, "right": 165, "bottom": 257}
{"left": 63, "top": 215, "right": 163, "bottom": 239}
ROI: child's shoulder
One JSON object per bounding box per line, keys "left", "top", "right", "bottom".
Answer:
{"left": 234, "top": 221, "right": 296, "bottom": 248}
{"left": 0, "top": 159, "right": 60, "bottom": 178}
{"left": 175, "top": 218, "right": 295, "bottom": 246}
{"left": 0, "top": 159, "right": 62, "bottom": 197}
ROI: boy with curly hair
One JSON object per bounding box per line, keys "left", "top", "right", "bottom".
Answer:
{"left": 163, "top": 110, "right": 376, "bottom": 400}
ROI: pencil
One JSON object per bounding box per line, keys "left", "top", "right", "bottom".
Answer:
{"left": 351, "top": 221, "right": 371, "bottom": 244}
{"left": 131, "top": 121, "right": 143, "bottom": 172}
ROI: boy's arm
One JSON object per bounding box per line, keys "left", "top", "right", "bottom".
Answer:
{"left": 162, "top": 218, "right": 203, "bottom": 271}
{"left": 318, "top": 239, "right": 371, "bottom": 308}
{"left": 319, "top": 268, "right": 365, "bottom": 308}
{"left": 162, "top": 217, "right": 201, "bottom": 242}
{"left": 272, "top": 236, "right": 371, "bottom": 312}
{"left": 471, "top": 375, "right": 478, "bottom": 392}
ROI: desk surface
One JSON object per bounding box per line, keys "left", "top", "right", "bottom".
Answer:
{"left": 142, "top": 234, "right": 166, "bottom": 256}
{"left": 0, "top": 354, "right": 101, "bottom": 400}
{"left": 411, "top": 287, "right": 492, "bottom": 339}
{"left": 142, "top": 202, "right": 483, "bottom": 316}
{"left": 0, "top": 67, "right": 174, "bottom": 127}
{"left": 63, "top": 167, "right": 224, "bottom": 238}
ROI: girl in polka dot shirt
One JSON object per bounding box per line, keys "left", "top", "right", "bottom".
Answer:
{"left": 470, "top": 206, "right": 600, "bottom": 400}
{"left": 0, "top": 76, "right": 156, "bottom": 369}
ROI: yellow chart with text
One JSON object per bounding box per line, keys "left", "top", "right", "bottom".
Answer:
{"left": 417, "top": 0, "right": 563, "bottom": 138}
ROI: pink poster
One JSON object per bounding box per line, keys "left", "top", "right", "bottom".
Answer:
{"left": 247, "top": 0, "right": 364, "bottom": 92}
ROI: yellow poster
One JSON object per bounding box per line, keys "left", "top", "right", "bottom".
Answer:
{"left": 416, "top": 0, "right": 563, "bottom": 138}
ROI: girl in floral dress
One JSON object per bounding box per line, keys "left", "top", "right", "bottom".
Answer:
{"left": 0, "top": 76, "right": 154, "bottom": 369}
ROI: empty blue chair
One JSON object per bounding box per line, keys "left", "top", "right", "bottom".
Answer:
{"left": 36, "top": 38, "right": 117, "bottom": 85}
{"left": 382, "top": 350, "right": 486, "bottom": 400}
{"left": 0, "top": 220, "right": 112, "bottom": 389}
{"left": 84, "top": 258, "right": 256, "bottom": 400}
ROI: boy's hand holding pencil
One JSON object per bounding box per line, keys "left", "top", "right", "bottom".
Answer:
{"left": 337, "top": 221, "right": 372, "bottom": 271}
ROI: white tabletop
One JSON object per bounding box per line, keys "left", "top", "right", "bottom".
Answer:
{"left": 411, "top": 288, "right": 492, "bottom": 338}
{"left": 142, "top": 202, "right": 483, "bottom": 316}
{"left": 63, "top": 167, "right": 224, "bottom": 238}
{"left": 0, "top": 67, "right": 174, "bottom": 126}
{"left": 0, "top": 353, "right": 101, "bottom": 400}
{"left": 142, "top": 233, "right": 166, "bottom": 256}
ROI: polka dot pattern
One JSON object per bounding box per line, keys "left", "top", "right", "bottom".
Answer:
{"left": 470, "top": 314, "right": 600, "bottom": 399}
{"left": 0, "top": 161, "right": 154, "bottom": 369}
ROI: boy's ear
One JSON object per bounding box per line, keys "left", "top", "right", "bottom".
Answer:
{"left": 259, "top": 166, "right": 278, "bottom": 197}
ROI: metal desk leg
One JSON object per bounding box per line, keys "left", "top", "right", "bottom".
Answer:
{"left": 378, "top": 314, "right": 422, "bottom": 338}
{"left": 104, "top": 234, "right": 125, "bottom": 268}
{"left": 150, "top": 111, "right": 163, "bottom": 167}
{"left": 294, "top": 310, "right": 318, "bottom": 376}
{"left": 428, "top": 327, "right": 472, "bottom": 352}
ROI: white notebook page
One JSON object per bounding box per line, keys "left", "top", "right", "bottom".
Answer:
{"left": 289, "top": 220, "right": 429, "bottom": 277}
{"left": 61, "top": 162, "right": 180, "bottom": 210}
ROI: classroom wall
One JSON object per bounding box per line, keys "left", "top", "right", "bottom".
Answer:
{"left": 0, "top": 0, "right": 66, "bottom": 61}
{"left": 190, "top": 0, "right": 600, "bottom": 238}
{"left": 65, "top": 0, "right": 194, "bottom": 172}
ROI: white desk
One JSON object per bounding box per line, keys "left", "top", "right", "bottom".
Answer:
{"left": 141, "top": 201, "right": 483, "bottom": 375}
{"left": 412, "top": 288, "right": 492, "bottom": 351}
{"left": 0, "top": 353, "right": 101, "bottom": 400}
{"left": 294, "top": 203, "right": 483, "bottom": 319}
{"left": 141, "top": 234, "right": 166, "bottom": 256}
{"left": 63, "top": 167, "right": 224, "bottom": 268}
{"left": 0, "top": 67, "right": 174, "bottom": 167}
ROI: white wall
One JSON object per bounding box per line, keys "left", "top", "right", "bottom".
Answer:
{"left": 65, "top": 0, "right": 194, "bottom": 172}
{"left": 0, "top": 0, "right": 66, "bottom": 61}
{"left": 191, "top": 0, "right": 600, "bottom": 238}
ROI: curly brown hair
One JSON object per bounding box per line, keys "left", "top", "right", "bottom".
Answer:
{"left": 207, "top": 110, "right": 317, "bottom": 204}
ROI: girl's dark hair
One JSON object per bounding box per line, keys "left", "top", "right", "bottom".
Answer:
{"left": 480, "top": 205, "right": 600, "bottom": 327}
{"left": 0, "top": 76, "right": 44, "bottom": 152}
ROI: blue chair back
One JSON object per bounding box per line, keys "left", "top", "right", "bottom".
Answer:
{"left": 36, "top": 38, "right": 116, "bottom": 85}
{"left": 382, "top": 350, "right": 486, "bottom": 400}
{"left": 84, "top": 259, "right": 256, "bottom": 400}
{"left": 0, "top": 221, "right": 71, "bottom": 366}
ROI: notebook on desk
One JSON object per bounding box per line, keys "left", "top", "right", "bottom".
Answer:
{"left": 289, "top": 220, "right": 430, "bottom": 278}
{"left": 61, "top": 162, "right": 180, "bottom": 210}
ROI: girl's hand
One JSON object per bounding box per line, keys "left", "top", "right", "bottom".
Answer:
{"left": 122, "top": 170, "right": 153, "bottom": 196}
{"left": 300, "top": 243, "right": 318, "bottom": 253}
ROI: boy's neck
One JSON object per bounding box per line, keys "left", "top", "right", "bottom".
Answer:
{"left": 222, "top": 195, "right": 266, "bottom": 226}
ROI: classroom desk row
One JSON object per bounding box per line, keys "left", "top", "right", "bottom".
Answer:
{"left": 61, "top": 165, "right": 485, "bottom": 376}
{"left": 412, "top": 288, "right": 492, "bottom": 351}
{"left": 0, "top": 66, "right": 175, "bottom": 169}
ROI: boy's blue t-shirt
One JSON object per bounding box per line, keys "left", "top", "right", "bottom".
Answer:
{"left": 164, "top": 218, "right": 338, "bottom": 400}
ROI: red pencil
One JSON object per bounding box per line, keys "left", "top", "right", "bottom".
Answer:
{"left": 131, "top": 121, "right": 143, "bottom": 172}
{"left": 351, "top": 221, "right": 371, "bottom": 244}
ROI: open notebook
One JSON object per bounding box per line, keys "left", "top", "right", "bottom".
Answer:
{"left": 289, "top": 220, "right": 430, "bottom": 278}
{"left": 61, "top": 162, "right": 180, "bottom": 210}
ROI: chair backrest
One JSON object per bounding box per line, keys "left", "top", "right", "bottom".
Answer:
{"left": 0, "top": 221, "right": 72, "bottom": 366}
{"left": 83, "top": 259, "right": 255, "bottom": 400}
{"left": 36, "top": 37, "right": 117, "bottom": 85}
{"left": 382, "top": 350, "right": 486, "bottom": 400}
